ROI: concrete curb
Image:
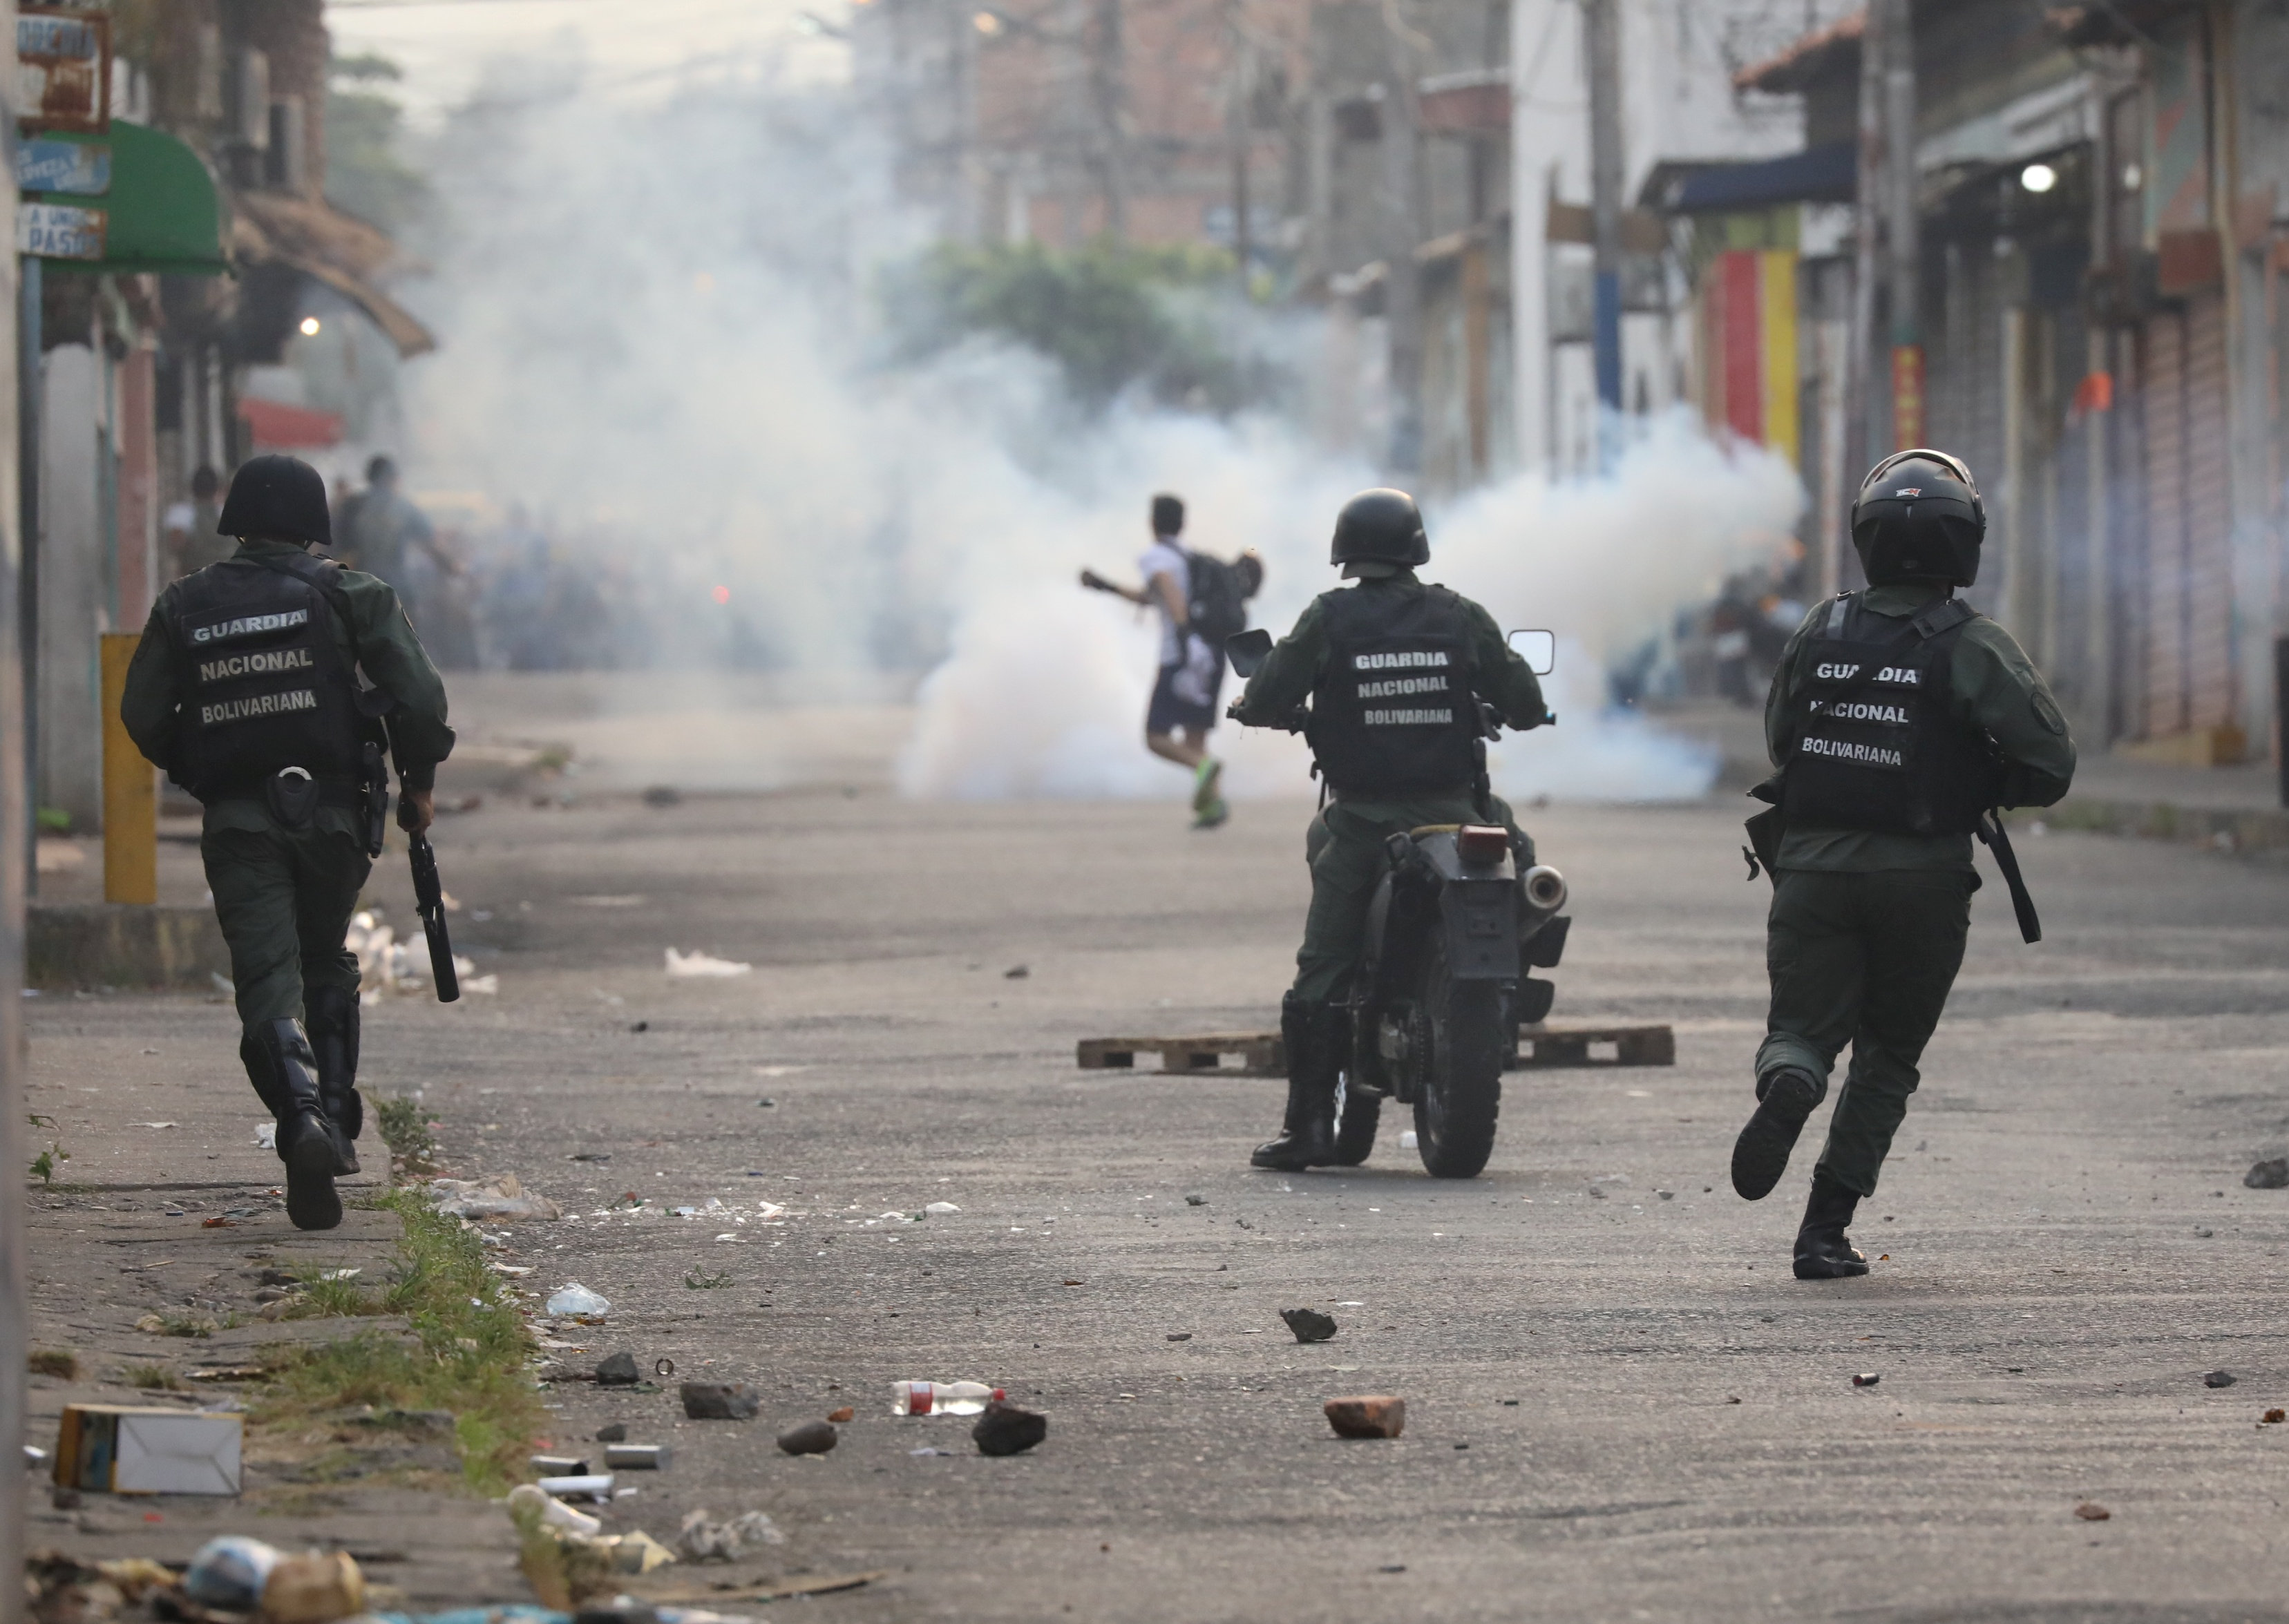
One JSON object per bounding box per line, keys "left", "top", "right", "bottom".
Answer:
{"left": 28, "top": 904, "right": 228, "bottom": 990}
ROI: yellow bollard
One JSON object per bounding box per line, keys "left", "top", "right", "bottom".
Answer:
{"left": 100, "top": 632, "right": 158, "bottom": 905}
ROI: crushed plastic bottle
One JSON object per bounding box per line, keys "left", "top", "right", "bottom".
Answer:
{"left": 891, "top": 1380, "right": 1003, "bottom": 1417}
{"left": 545, "top": 1283, "right": 611, "bottom": 1319}
{"left": 182, "top": 1538, "right": 282, "bottom": 1611}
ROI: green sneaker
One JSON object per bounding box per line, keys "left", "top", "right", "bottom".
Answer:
{"left": 1192, "top": 798, "right": 1231, "bottom": 830}
{"left": 1191, "top": 758, "right": 1224, "bottom": 815}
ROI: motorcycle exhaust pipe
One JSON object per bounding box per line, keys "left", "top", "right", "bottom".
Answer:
{"left": 1521, "top": 864, "right": 1568, "bottom": 914}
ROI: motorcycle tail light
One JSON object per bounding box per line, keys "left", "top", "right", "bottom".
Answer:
{"left": 1458, "top": 825, "right": 1509, "bottom": 866}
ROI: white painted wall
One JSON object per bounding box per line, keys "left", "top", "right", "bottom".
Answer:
{"left": 1509, "top": 0, "right": 1830, "bottom": 472}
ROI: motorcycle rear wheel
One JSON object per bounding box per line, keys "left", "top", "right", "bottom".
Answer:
{"left": 1332, "top": 1072, "right": 1380, "bottom": 1166}
{"left": 1412, "top": 935, "right": 1506, "bottom": 1178}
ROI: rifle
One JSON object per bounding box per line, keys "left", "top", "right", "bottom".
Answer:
{"left": 408, "top": 830, "right": 461, "bottom": 1003}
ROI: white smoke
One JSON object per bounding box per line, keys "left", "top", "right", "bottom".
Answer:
{"left": 397, "top": 54, "right": 1802, "bottom": 805}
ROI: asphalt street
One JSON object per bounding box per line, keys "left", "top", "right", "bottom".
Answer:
{"left": 28, "top": 774, "right": 2289, "bottom": 1622}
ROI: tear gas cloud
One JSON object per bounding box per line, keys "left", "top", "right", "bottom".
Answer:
{"left": 403, "top": 52, "right": 1802, "bottom": 803}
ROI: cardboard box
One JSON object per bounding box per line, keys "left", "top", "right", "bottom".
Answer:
{"left": 53, "top": 1405, "right": 241, "bottom": 1495}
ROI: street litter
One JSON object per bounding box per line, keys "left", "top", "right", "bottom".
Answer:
{"left": 1399, "top": 1130, "right": 1419, "bottom": 1149}
{"left": 545, "top": 1283, "right": 611, "bottom": 1319}
{"left": 924, "top": 1201, "right": 960, "bottom": 1214}
{"left": 665, "top": 948, "right": 752, "bottom": 978}
{"left": 676, "top": 1507, "right": 785, "bottom": 1562}
{"left": 2204, "top": 1370, "right": 2236, "bottom": 1388}
{"left": 604, "top": 1443, "right": 669, "bottom": 1469}
{"left": 1852, "top": 1373, "right": 1881, "bottom": 1387}
{"left": 595, "top": 1352, "right": 640, "bottom": 1385}
{"left": 2074, "top": 1501, "right": 2111, "bottom": 1521}
{"left": 509, "top": 1481, "right": 602, "bottom": 1538}
{"left": 263, "top": 1550, "right": 366, "bottom": 1624}
{"left": 536, "top": 1473, "right": 615, "bottom": 1502}
{"left": 972, "top": 1399, "right": 1047, "bottom": 1457}
{"left": 254, "top": 1122, "right": 278, "bottom": 1149}
{"left": 1282, "top": 1308, "right": 1338, "bottom": 1344}
{"left": 681, "top": 1382, "right": 762, "bottom": 1420}
{"left": 1324, "top": 1396, "right": 1406, "bottom": 1439}
{"left": 53, "top": 1403, "right": 241, "bottom": 1494}
{"left": 183, "top": 1536, "right": 279, "bottom": 1610}
{"left": 776, "top": 1420, "right": 838, "bottom": 1455}
{"left": 891, "top": 1379, "right": 1000, "bottom": 1416}
{"left": 2245, "top": 1158, "right": 2289, "bottom": 1190}
{"left": 531, "top": 1455, "right": 589, "bottom": 1475}
{"left": 434, "top": 1174, "right": 562, "bottom": 1221}
{"left": 826, "top": 1407, "right": 854, "bottom": 1423}
{"left": 2264, "top": 1409, "right": 2285, "bottom": 1424}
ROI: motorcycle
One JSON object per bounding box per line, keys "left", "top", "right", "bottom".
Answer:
{"left": 1226, "top": 628, "right": 1570, "bottom": 1178}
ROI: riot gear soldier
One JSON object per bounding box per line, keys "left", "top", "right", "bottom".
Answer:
{"left": 1733, "top": 450, "right": 2075, "bottom": 1278}
{"left": 123, "top": 455, "right": 455, "bottom": 1230}
{"left": 1230, "top": 488, "right": 1548, "bottom": 1171}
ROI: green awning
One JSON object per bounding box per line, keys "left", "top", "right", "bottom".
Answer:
{"left": 22, "top": 122, "right": 227, "bottom": 275}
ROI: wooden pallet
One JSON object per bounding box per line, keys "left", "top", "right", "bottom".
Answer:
{"left": 1076, "top": 1033, "right": 1284, "bottom": 1076}
{"left": 1513, "top": 1023, "right": 1674, "bottom": 1069}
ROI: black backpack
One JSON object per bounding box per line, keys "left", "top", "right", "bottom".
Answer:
{"left": 1184, "top": 551, "right": 1253, "bottom": 647}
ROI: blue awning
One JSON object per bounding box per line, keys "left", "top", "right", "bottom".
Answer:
{"left": 1669, "top": 142, "right": 1856, "bottom": 213}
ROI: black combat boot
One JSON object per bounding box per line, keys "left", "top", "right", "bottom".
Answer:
{"left": 243, "top": 1019, "right": 343, "bottom": 1232}
{"left": 1792, "top": 1170, "right": 1869, "bottom": 1280}
{"left": 1731, "top": 1066, "right": 1825, "bottom": 1201}
{"left": 1251, "top": 995, "right": 1340, "bottom": 1172}
{"left": 305, "top": 985, "right": 363, "bottom": 1176}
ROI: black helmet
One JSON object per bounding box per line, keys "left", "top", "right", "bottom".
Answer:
{"left": 1850, "top": 450, "right": 1984, "bottom": 586}
{"left": 216, "top": 454, "right": 332, "bottom": 546}
{"left": 1331, "top": 488, "right": 1428, "bottom": 571}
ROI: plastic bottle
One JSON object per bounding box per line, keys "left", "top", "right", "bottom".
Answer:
{"left": 891, "top": 1380, "right": 1003, "bottom": 1417}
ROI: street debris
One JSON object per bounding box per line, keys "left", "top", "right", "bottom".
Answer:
{"left": 1852, "top": 1373, "right": 1881, "bottom": 1388}
{"left": 891, "top": 1380, "right": 1000, "bottom": 1415}
{"left": 595, "top": 1352, "right": 640, "bottom": 1386}
{"left": 2073, "top": 1501, "right": 2111, "bottom": 1521}
{"left": 1281, "top": 1308, "right": 1338, "bottom": 1344}
{"left": 604, "top": 1443, "right": 669, "bottom": 1469}
{"left": 596, "top": 1422, "right": 629, "bottom": 1442}
{"left": 262, "top": 1550, "right": 366, "bottom": 1623}
{"left": 681, "top": 1382, "right": 762, "bottom": 1420}
{"left": 544, "top": 1283, "right": 611, "bottom": 1319}
{"left": 826, "top": 1406, "right": 856, "bottom": 1423}
{"left": 2264, "top": 1409, "right": 2285, "bottom": 1424}
{"left": 508, "top": 1482, "right": 602, "bottom": 1538}
{"left": 2245, "top": 1158, "right": 2289, "bottom": 1190}
{"left": 1324, "top": 1395, "right": 1406, "bottom": 1439}
{"left": 1185, "top": 1194, "right": 1207, "bottom": 1205}
{"left": 183, "top": 1536, "right": 281, "bottom": 1610}
{"left": 1167, "top": 1332, "right": 1192, "bottom": 1342}
{"left": 2204, "top": 1370, "right": 2236, "bottom": 1388}
{"left": 434, "top": 1174, "right": 562, "bottom": 1222}
{"left": 676, "top": 1507, "right": 785, "bottom": 1562}
{"left": 535, "top": 1473, "right": 615, "bottom": 1502}
{"left": 1399, "top": 1130, "right": 1419, "bottom": 1149}
{"left": 972, "top": 1398, "right": 1048, "bottom": 1457}
{"left": 1005, "top": 964, "right": 1029, "bottom": 978}
{"left": 54, "top": 1404, "right": 241, "bottom": 1494}
{"left": 531, "top": 1454, "right": 588, "bottom": 1475}
{"left": 924, "top": 1201, "right": 960, "bottom": 1215}
{"left": 776, "top": 1420, "right": 839, "bottom": 1455}
{"left": 665, "top": 948, "right": 752, "bottom": 978}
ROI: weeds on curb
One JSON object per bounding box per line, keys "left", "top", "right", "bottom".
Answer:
{"left": 684, "top": 1270, "right": 733, "bottom": 1290}
{"left": 254, "top": 1189, "right": 540, "bottom": 1492}
{"left": 28, "top": 1348, "right": 77, "bottom": 1379}
{"left": 124, "top": 1364, "right": 183, "bottom": 1391}
{"left": 374, "top": 1094, "right": 440, "bottom": 1176}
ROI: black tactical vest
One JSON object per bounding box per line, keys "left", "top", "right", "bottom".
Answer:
{"left": 1780, "top": 592, "right": 2003, "bottom": 835}
{"left": 1307, "top": 582, "right": 1479, "bottom": 798}
{"left": 164, "top": 553, "right": 372, "bottom": 801}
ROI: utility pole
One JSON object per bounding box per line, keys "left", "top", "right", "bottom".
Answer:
{"left": 1845, "top": 0, "right": 1886, "bottom": 487}
{"left": 1881, "top": 0, "right": 1920, "bottom": 448}
{"left": 1585, "top": 0, "right": 1624, "bottom": 432}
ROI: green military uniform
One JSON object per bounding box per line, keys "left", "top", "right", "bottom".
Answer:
{"left": 122, "top": 539, "right": 455, "bottom": 1031}
{"left": 1235, "top": 569, "right": 1547, "bottom": 1003}
{"left": 1758, "top": 580, "right": 2076, "bottom": 1196}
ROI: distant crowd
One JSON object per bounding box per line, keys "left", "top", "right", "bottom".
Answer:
{"left": 162, "top": 455, "right": 645, "bottom": 672}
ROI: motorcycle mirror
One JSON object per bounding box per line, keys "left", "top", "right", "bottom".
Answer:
{"left": 1507, "top": 628, "right": 1556, "bottom": 675}
{"left": 1226, "top": 628, "right": 1274, "bottom": 678}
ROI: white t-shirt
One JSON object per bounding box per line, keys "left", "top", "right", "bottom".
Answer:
{"left": 1138, "top": 539, "right": 1190, "bottom": 667}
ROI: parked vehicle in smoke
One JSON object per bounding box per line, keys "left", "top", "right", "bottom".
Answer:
{"left": 1224, "top": 627, "right": 1568, "bottom": 1178}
